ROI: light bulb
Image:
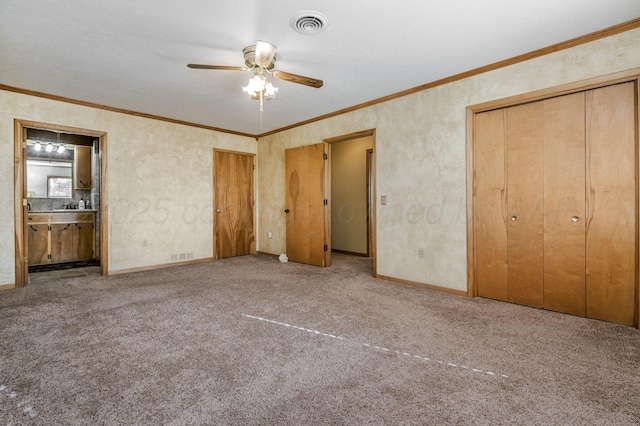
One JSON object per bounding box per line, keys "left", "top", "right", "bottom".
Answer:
{"left": 57, "top": 144, "right": 65, "bottom": 153}
{"left": 45, "top": 143, "right": 54, "bottom": 152}
{"left": 34, "top": 142, "right": 42, "bottom": 151}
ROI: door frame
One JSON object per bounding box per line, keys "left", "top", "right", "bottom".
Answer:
{"left": 466, "top": 68, "right": 640, "bottom": 327}
{"left": 212, "top": 148, "right": 256, "bottom": 259}
{"left": 324, "top": 129, "right": 377, "bottom": 276}
{"left": 14, "top": 119, "right": 108, "bottom": 287}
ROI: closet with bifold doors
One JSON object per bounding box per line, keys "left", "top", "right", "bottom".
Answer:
{"left": 474, "top": 81, "right": 637, "bottom": 326}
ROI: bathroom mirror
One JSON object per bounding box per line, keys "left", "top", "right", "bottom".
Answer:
{"left": 27, "top": 146, "right": 74, "bottom": 198}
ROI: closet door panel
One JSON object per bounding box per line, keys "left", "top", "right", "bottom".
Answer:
{"left": 507, "top": 102, "right": 545, "bottom": 307}
{"left": 543, "top": 93, "right": 586, "bottom": 316}
{"left": 586, "top": 82, "right": 637, "bottom": 326}
{"left": 475, "top": 109, "right": 508, "bottom": 300}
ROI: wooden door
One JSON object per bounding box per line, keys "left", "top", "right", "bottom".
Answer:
{"left": 585, "top": 82, "right": 637, "bottom": 326}
{"left": 475, "top": 109, "right": 508, "bottom": 301}
{"left": 506, "top": 101, "right": 545, "bottom": 308}
{"left": 543, "top": 92, "right": 586, "bottom": 316}
{"left": 285, "top": 143, "right": 329, "bottom": 267}
{"left": 28, "top": 224, "right": 49, "bottom": 265}
{"left": 214, "top": 151, "right": 255, "bottom": 259}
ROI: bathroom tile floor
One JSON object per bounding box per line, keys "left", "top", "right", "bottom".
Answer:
{"left": 28, "top": 266, "right": 101, "bottom": 284}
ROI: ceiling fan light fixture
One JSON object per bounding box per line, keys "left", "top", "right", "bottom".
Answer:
{"left": 254, "top": 41, "right": 277, "bottom": 69}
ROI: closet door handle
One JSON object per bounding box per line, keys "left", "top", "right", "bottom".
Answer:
{"left": 510, "top": 216, "right": 518, "bottom": 221}
{"left": 571, "top": 216, "right": 580, "bottom": 222}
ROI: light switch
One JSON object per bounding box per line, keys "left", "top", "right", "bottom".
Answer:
{"left": 381, "top": 195, "right": 387, "bottom": 205}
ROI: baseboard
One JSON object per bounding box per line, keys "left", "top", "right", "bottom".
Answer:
{"left": 375, "top": 274, "right": 467, "bottom": 297}
{"left": 256, "top": 251, "right": 280, "bottom": 258}
{"left": 331, "top": 249, "right": 368, "bottom": 257}
{"left": 108, "top": 257, "right": 215, "bottom": 276}
{"left": 0, "top": 283, "right": 16, "bottom": 290}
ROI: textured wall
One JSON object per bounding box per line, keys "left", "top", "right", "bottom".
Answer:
{"left": 257, "top": 28, "right": 640, "bottom": 291}
{"left": 0, "top": 92, "right": 256, "bottom": 284}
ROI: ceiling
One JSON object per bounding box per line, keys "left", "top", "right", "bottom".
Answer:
{"left": 1, "top": 1, "right": 639, "bottom": 136}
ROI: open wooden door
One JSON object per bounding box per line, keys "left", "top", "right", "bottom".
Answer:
{"left": 214, "top": 150, "right": 255, "bottom": 259}
{"left": 285, "top": 143, "right": 330, "bottom": 267}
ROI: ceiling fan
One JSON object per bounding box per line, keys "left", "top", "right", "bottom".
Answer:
{"left": 187, "top": 40, "right": 323, "bottom": 90}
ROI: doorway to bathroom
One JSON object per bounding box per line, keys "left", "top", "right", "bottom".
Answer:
{"left": 14, "top": 120, "right": 108, "bottom": 287}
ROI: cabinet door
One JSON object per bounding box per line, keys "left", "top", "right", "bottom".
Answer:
{"left": 51, "top": 224, "right": 74, "bottom": 263}
{"left": 28, "top": 224, "right": 49, "bottom": 265}
{"left": 74, "top": 145, "right": 93, "bottom": 190}
{"left": 73, "top": 223, "right": 94, "bottom": 261}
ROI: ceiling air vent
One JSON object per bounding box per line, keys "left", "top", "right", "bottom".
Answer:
{"left": 290, "top": 11, "right": 328, "bottom": 35}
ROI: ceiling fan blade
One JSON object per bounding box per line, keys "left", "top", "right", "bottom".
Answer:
{"left": 187, "top": 64, "right": 246, "bottom": 71}
{"left": 255, "top": 41, "right": 277, "bottom": 69}
{"left": 272, "top": 70, "right": 323, "bottom": 88}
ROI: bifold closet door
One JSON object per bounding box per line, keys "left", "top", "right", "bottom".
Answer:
{"left": 475, "top": 109, "right": 508, "bottom": 301}
{"left": 506, "top": 102, "right": 545, "bottom": 307}
{"left": 585, "top": 82, "right": 636, "bottom": 326}
{"left": 542, "top": 92, "right": 586, "bottom": 316}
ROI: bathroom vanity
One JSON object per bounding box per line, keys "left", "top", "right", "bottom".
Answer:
{"left": 27, "top": 211, "right": 96, "bottom": 266}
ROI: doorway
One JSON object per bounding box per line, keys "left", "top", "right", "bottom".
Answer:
{"left": 326, "top": 130, "right": 376, "bottom": 275}
{"left": 14, "top": 120, "right": 108, "bottom": 287}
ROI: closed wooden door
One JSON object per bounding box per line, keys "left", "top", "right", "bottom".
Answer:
{"left": 585, "top": 82, "right": 636, "bottom": 326}
{"left": 475, "top": 108, "right": 508, "bottom": 301}
{"left": 214, "top": 151, "right": 255, "bottom": 259}
{"left": 542, "top": 92, "right": 586, "bottom": 316}
{"left": 474, "top": 81, "right": 637, "bottom": 326}
{"left": 285, "top": 143, "right": 329, "bottom": 267}
{"left": 506, "top": 101, "right": 545, "bottom": 307}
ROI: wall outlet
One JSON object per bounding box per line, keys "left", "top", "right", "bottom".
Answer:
{"left": 418, "top": 248, "right": 425, "bottom": 258}
{"left": 142, "top": 240, "right": 148, "bottom": 248}
{"left": 381, "top": 195, "right": 387, "bottom": 205}
{"left": 268, "top": 231, "right": 273, "bottom": 239}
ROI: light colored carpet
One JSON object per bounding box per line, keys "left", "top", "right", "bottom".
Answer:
{"left": 0, "top": 253, "right": 639, "bottom": 425}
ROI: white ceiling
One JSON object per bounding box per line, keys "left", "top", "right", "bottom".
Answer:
{"left": 1, "top": 1, "right": 639, "bottom": 136}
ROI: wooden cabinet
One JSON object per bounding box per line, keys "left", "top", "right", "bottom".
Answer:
{"left": 474, "top": 82, "right": 637, "bottom": 326}
{"left": 27, "top": 212, "right": 95, "bottom": 266}
{"left": 74, "top": 145, "right": 94, "bottom": 190}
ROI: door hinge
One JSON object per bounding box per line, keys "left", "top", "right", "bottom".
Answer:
{"left": 48, "top": 225, "right": 51, "bottom": 231}
{"left": 48, "top": 254, "right": 52, "bottom": 260}
{"left": 23, "top": 198, "right": 28, "bottom": 206}
{"left": 324, "top": 244, "right": 328, "bottom": 251}
{"left": 323, "top": 199, "right": 328, "bottom": 206}
{"left": 23, "top": 256, "right": 28, "bottom": 264}
{"left": 22, "top": 141, "right": 27, "bottom": 149}
{"left": 323, "top": 153, "right": 328, "bottom": 160}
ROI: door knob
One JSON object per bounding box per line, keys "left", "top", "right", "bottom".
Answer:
{"left": 510, "top": 216, "right": 518, "bottom": 221}
{"left": 571, "top": 216, "right": 580, "bottom": 222}
{"left": 216, "top": 209, "right": 223, "bottom": 213}
{"left": 284, "top": 209, "right": 290, "bottom": 213}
